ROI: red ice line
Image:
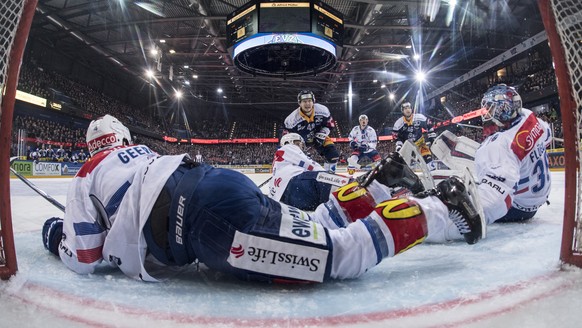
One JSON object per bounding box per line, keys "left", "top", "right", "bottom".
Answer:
{"left": 8, "top": 271, "right": 572, "bottom": 328}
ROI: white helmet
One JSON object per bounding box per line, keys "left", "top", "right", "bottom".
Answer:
{"left": 359, "top": 114, "right": 368, "bottom": 121}
{"left": 86, "top": 114, "right": 132, "bottom": 156}
{"left": 280, "top": 133, "right": 305, "bottom": 147}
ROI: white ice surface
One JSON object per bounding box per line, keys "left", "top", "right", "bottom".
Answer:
{"left": 1, "top": 171, "right": 582, "bottom": 328}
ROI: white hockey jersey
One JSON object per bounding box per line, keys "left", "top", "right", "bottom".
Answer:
{"left": 268, "top": 144, "right": 324, "bottom": 201}
{"left": 475, "top": 109, "right": 552, "bottom": 224}
{"left": 348, "top": 125, "right": 378, "bottom": 152}
{"left": 58, "top": 144, "right": 185, "bottom": 281}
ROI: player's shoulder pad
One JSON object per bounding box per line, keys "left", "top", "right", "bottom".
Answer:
{"left": 393, "top": 117, "right": 405, "bottom": 129}
{"left": 414, "top": 113, "right": 428, "bottom": 122}
{"left": 313, "top": 103, "right": 331, "bottom": 116}
{"left": 284, "top": 107, "right": 302, "bottom": 128}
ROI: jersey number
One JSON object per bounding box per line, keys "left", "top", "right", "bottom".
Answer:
{"left": 532, "top": 153, "right": 550, "bottom": 193}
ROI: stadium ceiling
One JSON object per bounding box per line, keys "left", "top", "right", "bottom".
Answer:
{"left": 28, "top": 0, "right": 545, "bottom": 114}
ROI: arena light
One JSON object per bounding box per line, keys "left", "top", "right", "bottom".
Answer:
{"left": 145, "top": 69, "right": 154, "bottom": 78}
{"left": 415, "top": 70, "right": 427, "bottom": 83}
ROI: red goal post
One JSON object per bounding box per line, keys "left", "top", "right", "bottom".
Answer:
{"left": 538, "top": 0, "right": 582, "bottom": 268}
{"left": 0, "top": 0, "right": 38, "bottom": 279}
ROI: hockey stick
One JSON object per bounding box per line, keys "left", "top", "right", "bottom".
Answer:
{"left": 398, "top": 140, "right": 435, "bottom": 190}
{"left": 9, "top": 157, "right": 65, "bottom": 212}
{"left": 257, "top": 176, "right": 272, "bottom": 189}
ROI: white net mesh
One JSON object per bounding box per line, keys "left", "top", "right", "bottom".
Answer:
{"left": 0, "top": 0, "right": 26, "bottom": 112}
{"left": 550, "top": 0, "right": 582, "bottom": 254}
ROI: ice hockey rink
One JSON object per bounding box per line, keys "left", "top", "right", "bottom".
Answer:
{"left": 2, "top": 171, "right": 582, "bottom": 328}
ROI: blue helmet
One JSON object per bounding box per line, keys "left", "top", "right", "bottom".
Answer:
{"left": 481, "top": 84, "right": 522, "bottom": 126}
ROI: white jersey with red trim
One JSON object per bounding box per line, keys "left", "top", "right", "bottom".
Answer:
{"left": 268, "top": 144, "right": 324, "bottom": 201}
{"left": 348, "top": 125, "right": 378, "bottom": 152}
{"left": 58, "top": 144, "right": 185, "bottom": 281}
{"left": 475, "top": 108, "right": 552, "bottom": 224}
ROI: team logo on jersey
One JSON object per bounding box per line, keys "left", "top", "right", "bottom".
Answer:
{"left": 227, "top": 231, "right": 328, "bottom": 282}
{"left": 274, "top": 150, "right": 285, "bottom": 163}
{"left": 511, "top": 115, "right": 544, "bottom": 160}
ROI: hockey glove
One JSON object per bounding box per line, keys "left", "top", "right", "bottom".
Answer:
{"left": 395, "top": 141, "right": 403, "bottom": 152}
{"left": 42, "top": 217, "right": 63, "bottom": 256}
{"left": 350, "top": 141, "right": 358, "bottom": 150}
{"left": 314, "top": 127, "right": 330, "bottom": 146}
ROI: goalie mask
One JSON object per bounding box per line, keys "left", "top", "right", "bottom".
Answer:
{"left": 280, "top": 133, "right": 305, "bottom": 149}
{"left": 481, "top": 84, "right": 522, "bottom": 127}
{"left": 86, "top": 114, "right": 132, "bottom": 156}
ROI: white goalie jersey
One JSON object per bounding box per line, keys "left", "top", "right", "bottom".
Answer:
{"left": 475, "top": 108, "right": 552, "bottom": 224}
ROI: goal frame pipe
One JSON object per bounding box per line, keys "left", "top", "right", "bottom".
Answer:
{"left": 538, "top": 0, "right": 582, "bottom": 267}
{"left": 0, "top": 0, "right": 38, "bottom": 279}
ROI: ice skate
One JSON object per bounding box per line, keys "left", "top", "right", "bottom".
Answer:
{"left": 357, "top": 152, "right": 425, "bottom": 194}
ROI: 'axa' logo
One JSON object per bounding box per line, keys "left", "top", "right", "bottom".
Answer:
{"left": 230, "top": 244, "right": 244, "bottom": 258}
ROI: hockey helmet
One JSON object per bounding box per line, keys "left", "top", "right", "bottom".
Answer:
{"left": 280, "top": 133, "right": 305, "bottom": 148}
{"left": 401, "top": 102, "right": 412, "bottom": 111}
{"left": 481, "top": 84, "right": 522, "bottom": 127}
{"left": 86, "top": 114, "right": 132, "bottom": 156}
{"left": 297, "top": 90, "right": 315, "bottom": 103}
{"left": 359, "top": 114, "right": 368, "bottom": 126}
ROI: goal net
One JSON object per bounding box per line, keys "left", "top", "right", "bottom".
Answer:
{"left": 539, "top": 0, "right": 582, "bottom": 268}
{"left": 0, "top": 0, "right": 38, "bottom": 279}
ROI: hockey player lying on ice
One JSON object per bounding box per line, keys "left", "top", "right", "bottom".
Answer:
{"left": 42, "top": 114, "right": 483, "bottom": 283}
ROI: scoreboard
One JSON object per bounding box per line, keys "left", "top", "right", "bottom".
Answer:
{"left": 226, "top": 0, "right": 343, "bottom": 48}
{"left": 226, "top": 1, "right": 258, "bottom": 47}
{"left": 312, "top": 2, "right": 343, "bottom": 46}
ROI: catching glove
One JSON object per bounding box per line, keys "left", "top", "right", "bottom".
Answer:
{"left": 42, "top": 217, "right": 63, "bottom": 256}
